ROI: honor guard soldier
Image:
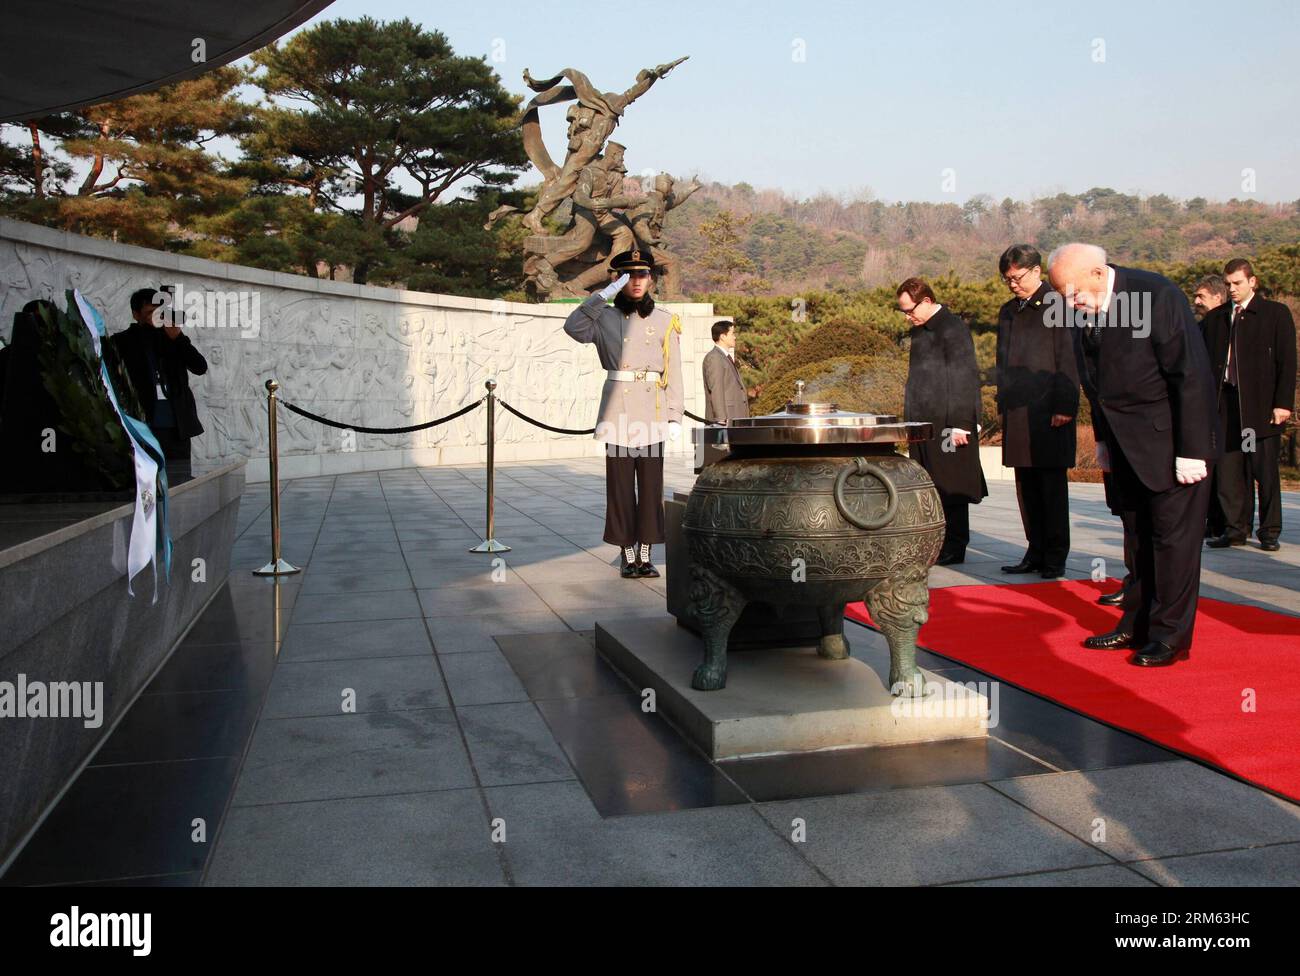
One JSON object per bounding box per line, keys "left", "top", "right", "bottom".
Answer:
{"left": 564, "top": 249, "right": 684, "bottom": 577}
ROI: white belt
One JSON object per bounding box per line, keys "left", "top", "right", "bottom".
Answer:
{"left": 607, "top": 369, "right": 662, "bottom": 382}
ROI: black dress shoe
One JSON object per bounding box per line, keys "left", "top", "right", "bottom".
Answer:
{"left": 1129, "top": 641, "right": 1188, "bottom": 667}
{"left": 1040, "top": 567, "right": 1066, "bottom": 580}
{"left": 1001, "top": 559, "right": 1041, "bottom": 574}
{"left": 1260, "top": 539, "right": 1281, "bottom": 552}
{"left": 636, "top": 560, "right": 660, "bottom": 578}
{"left": 1097, "top": 589, "right": 1125, "bottom": 606}
{"left": 620, "top": 559, "right": 638, "bottom": 579}
{"left": 1083, "top": 629, "right": 1134, "bottom": 650}
{"left": 936, "top": 551, "right": 965, "bottom": 566}
{"left": 1206, "top": 534, "right": 1247, "bottom": 548}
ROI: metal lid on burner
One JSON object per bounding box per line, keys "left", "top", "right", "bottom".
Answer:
{"left": 695, "top": 382, "right": 933, "bottom": 447}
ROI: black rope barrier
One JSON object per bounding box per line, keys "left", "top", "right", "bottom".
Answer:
{"left": 261, "top": 376, "right": 719, "bottom": 566}
{"left": 276, "top": 383, "right": 710, "bottom": 439}
{"left": 280, "top": 396, "right": 485, "bottom": 434}
{"left": 497, "top": 399, "right": 596, "bottom": 435}
{"left": 497, "top": 399, "right": 713, "bottom": 435}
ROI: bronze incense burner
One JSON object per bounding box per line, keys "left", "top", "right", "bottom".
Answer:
{"left": 683, "top": 396, "right": 943, "bottom": 693}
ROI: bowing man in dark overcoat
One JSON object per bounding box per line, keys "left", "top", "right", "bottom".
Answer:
{"left": 1050, "top": 243, "right": 1219, "bottom": 668}
{"left": 994, "top": 244, "right": 1079, "bottom": 579}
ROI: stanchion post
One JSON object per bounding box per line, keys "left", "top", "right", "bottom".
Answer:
{"left": 470, "top": 377, "right": 510, "bottom": 553}
{"left": 254, "top": 378, "right": 301, "bottom": 576}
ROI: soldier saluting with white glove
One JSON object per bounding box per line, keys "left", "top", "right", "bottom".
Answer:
{"left": 564, "top": 249, "right": 683, "bottom": 578}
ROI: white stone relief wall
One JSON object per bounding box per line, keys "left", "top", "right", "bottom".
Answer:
{"left": 0, "top": 218, "right": 715, "bottom": 481}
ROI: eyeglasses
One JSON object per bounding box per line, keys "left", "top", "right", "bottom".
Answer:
{"left": 1002, "top": 267, "right": 1037, "bottom": 286}
{"left": 898, "top": 303, "right": 922, "bottom": 317}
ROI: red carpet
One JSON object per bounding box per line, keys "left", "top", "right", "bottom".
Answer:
{"left": 846, "top": 580, "right": 1300, "bottom": 801}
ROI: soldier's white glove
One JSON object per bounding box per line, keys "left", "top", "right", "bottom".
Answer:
{"left": 668, "top": 421, "right": 682, "bottom": 441}
{"left": 1095, "top": 442, "right": 1111, "bottom": 472}
{"left": 599, "top": 273, "right": 630, "bottom": 301}
{"left": 1175, "top": 457, "right": 1207, "bottom": 484}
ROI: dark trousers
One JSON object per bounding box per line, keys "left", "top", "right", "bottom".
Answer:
{"left": 1217, "top": 385, "right": 1282, "bottom": 542}
{"left": 150, "top": 425, "right": 193, "bottom": 485}
{"left": 604, "top": 442, "right": 665, "bottom": 546}
{"left": 940, "top": 494, "right": 969, "bottom": 557}
{"left": 1119, "top": 508, "right": 1138, "bottom": 595}
{"left": 1205, "top": 469, "right": 1227, "bottom": 538}
{"left": 1014, "top": 466, "right": 1070, "bottom": 570}
{"left": 1110, "top": 440, "right": 1213, "bottom": 650}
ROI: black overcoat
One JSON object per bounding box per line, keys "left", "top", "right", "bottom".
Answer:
{"left": 109, "top": 321, "right": 208, "bottom": 438}
{"left": 995, "top": 282, "right": 1079, "bottom": 468}
{"left": 1200, "top": 296, "right": 1297, "bottom": 439}
{"left": 904, "top": 307, "right": 988, "bottom": 502}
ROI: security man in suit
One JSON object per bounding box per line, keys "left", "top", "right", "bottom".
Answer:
{"left": 699, "top": 319, "right": 749, "bottom": 470}
{"left": 1201, "top": 258, "right": 1297, "bottom": 551}
{"left": 564, "top": 249, "right": 683, "bottom": 577}
{"left": 1049, "top": 243, "right": 1219, "bottom": 668}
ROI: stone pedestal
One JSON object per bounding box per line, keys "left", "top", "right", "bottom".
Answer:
{"left": 596, "top": 615, "right": 989, "bottom": 760}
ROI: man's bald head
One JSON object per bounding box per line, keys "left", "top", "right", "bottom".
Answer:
{"left": 1047, "top": 242, "right": 1111, "bottom": 312}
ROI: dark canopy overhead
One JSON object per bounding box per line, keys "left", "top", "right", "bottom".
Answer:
{"left": 0, "top": 1, "right": 335, "bottom": 123}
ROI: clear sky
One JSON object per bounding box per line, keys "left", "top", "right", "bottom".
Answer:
{"left": 283, "top": 0, "right": 1300, "bottom": 204}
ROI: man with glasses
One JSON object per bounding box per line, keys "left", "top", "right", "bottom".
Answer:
{"left": 897, "top": 277, "right": 987, "bottom": 565}
{"left": 994, "top": 245, "right": 1079, "bottom": 579}
{"left": 564, "top": 249, "right": 683, "bottom": 578}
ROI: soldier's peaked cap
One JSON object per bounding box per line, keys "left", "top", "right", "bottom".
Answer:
{"left": 610, "top": 248, "right": 655, "bottom": 273}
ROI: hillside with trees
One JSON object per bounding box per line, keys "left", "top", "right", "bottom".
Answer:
{"left": 2, "top": 14, "right": 1298, "bottom": 475}
{"left": 666, "top": 183, "right": 1300, "bottom": 294}
{"left": 4, "top": 15, "right": 1299, "bottom": 302}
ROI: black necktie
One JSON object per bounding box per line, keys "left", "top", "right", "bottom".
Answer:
{"left": 1089, "top": 309, "right": 1105, "bottom": 343}
{"left": 1227, "top": 306, "right": 1243, "bottom": 386}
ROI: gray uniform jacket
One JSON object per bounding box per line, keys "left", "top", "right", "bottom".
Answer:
{"left": 564, "top": 293, "right": 684, "bottom": 448}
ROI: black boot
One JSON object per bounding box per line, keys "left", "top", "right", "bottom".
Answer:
{"left": 636, "top": 542, "right": 659, "bottom": 578}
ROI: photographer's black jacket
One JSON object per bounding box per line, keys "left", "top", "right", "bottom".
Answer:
{"left": 109, "top": 322, "right": 208, "bottom": 439}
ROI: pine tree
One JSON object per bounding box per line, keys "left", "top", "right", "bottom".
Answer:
{"left": 698, "top": 209, "right": 757, "bottom": 290}
{"left": 247, "top": 17, "right": 527, "bottom": 284}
